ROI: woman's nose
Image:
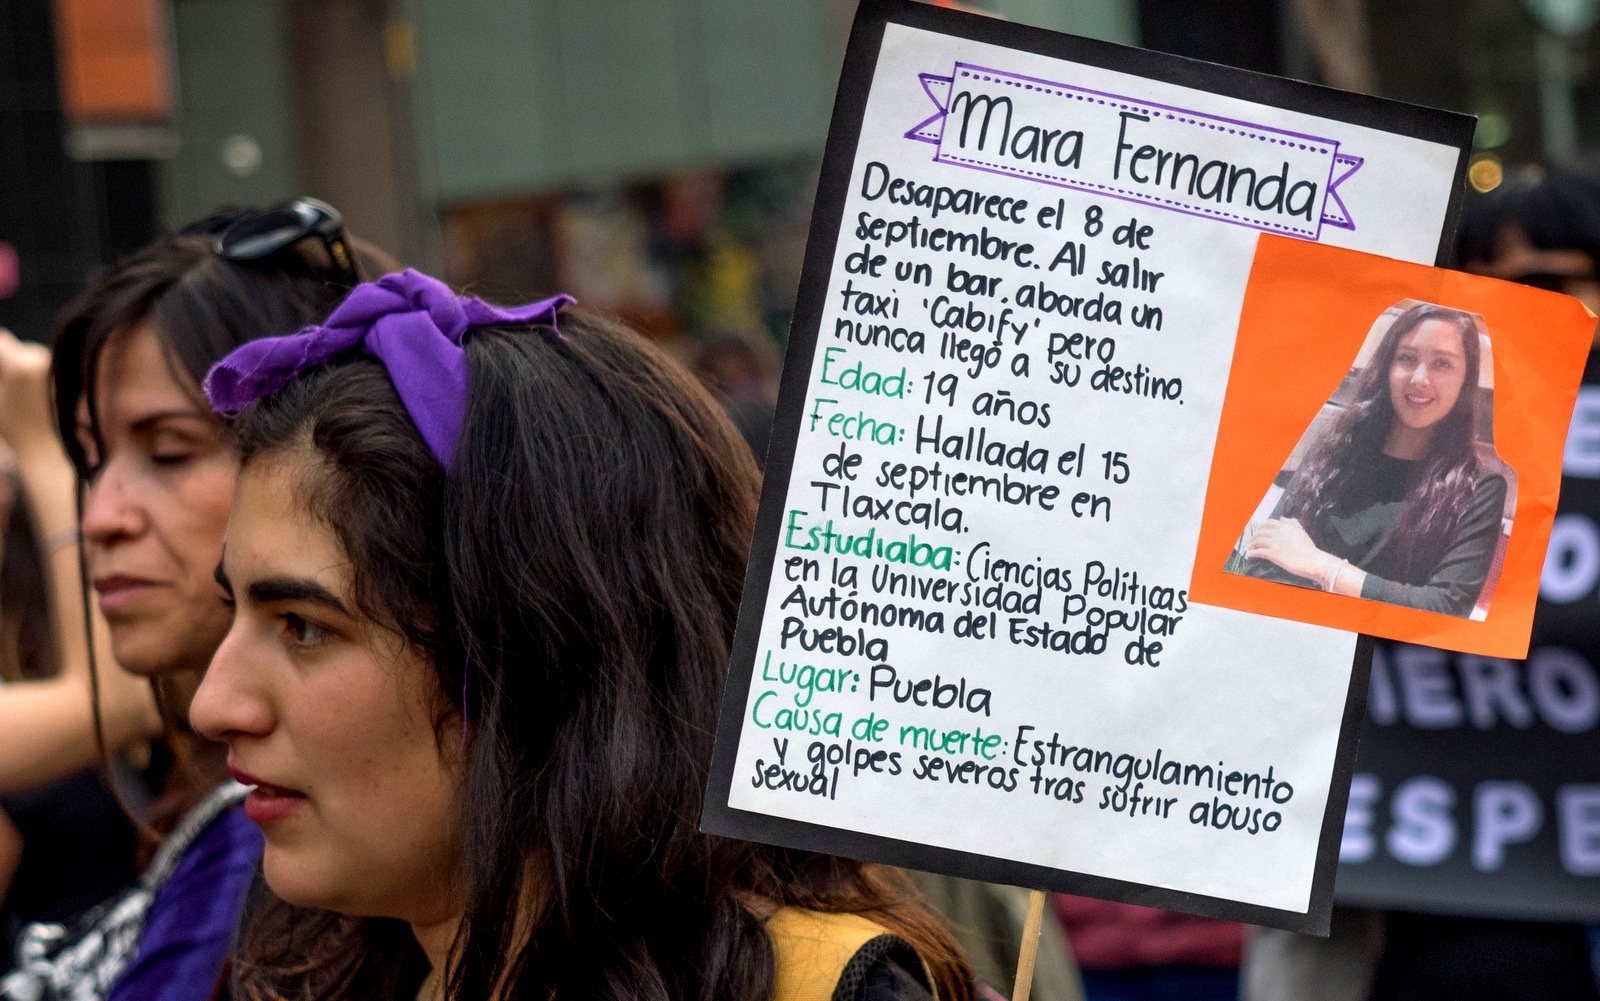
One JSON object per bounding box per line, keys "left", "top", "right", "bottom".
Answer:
{"left": 189, "top": 623, "right": 275, "bottom": 742}
{"left": 1408, "top": 362, "right": 1429, "bottom": 386}
{"left": 79, "top": 461, "right": 147, "bottom": 545}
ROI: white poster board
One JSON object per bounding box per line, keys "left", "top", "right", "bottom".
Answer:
{"left": 703, "top": 0, "right": 1473, "bottom": 933}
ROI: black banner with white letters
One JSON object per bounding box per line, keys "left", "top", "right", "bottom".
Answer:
{"left": 1336, "top": 360, "right": 1600, "bottom": 919}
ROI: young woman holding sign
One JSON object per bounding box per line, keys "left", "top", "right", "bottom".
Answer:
{"left": 1233, "top": 302, "right": 1508, "bottom": 618}
{"left": 190, "top": 271, "right": 975, "bottom": 1001}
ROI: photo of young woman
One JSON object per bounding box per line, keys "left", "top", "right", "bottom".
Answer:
{"left": 1225, "top": 301, "right": 1516, "bottom": 619}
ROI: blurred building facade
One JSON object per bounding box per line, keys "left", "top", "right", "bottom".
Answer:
{"left": 1, "top": 0, "right": 1597, "bottom": 346}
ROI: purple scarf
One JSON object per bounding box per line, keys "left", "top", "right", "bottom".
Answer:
{"left": 204, "top": 268, "right": 572, "bottom": 472}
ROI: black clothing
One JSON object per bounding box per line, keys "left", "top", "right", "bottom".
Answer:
{"left": 1352, "top": 353, "right": 1600, "bottom": 996}
{"left": 855, "top": 959, "right": 937, "bottom": 1001}
{"left": 839, "top": 934, "right": 936, "bottom": 1001}
{"left": 1368, "top": 913, "right": 1599, "bottom": 1001}
{"left": 1233, "top": 456, "right": 1507, "bottom": 617}
{"left": 0, "top": 769, "right": 138, "bottom": 973}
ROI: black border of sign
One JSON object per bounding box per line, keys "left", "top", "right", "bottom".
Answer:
{"left": 703, "top": 0, "right": 1472, "bottom": 936}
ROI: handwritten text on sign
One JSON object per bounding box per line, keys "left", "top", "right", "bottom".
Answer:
{"left": 905, "top": 63, "right": 1364, "bottom": 239}
{"left": 711, "top": 14, "right": 1469, "bottom": 926}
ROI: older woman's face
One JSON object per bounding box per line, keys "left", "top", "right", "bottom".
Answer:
{"left": 1388, "top": 319, "right": 1469, "bottom": 432}
{"left": 78, "top": 323, "right": 238, "bottom": 677}
{"left": 190, "top": 453, "right": 460, "bottom": 925}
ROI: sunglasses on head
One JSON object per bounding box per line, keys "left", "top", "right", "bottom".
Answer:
{"left": 211, "top": 197, "right": 362, "bottom": 287}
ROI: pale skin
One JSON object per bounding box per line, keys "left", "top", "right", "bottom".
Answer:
{"left": 0, "top": 327, "right": 163, "bottom": 794}
{"left": 190, "top": 452, "right": 464, "bottom": 989}
{"left": 1246, "top": 318, "right": 1469, "bottom": 593}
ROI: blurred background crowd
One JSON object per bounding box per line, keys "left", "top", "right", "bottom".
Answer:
{"left": 2, "top": 0, "right": 1599, "bottom": 1000}
{"left": 6, "top": 0, "right": 1599, "bottom": 417}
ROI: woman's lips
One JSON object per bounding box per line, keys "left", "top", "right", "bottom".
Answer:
{"left": 92, "top": 575, "right": 161, "bottom": 612}
{"left": 229, "top": 764, "right": 308, "bottom": 825}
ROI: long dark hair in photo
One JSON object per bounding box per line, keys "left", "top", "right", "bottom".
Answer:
{"left": 227, "top": 308, "right": 974, "bottom": 1001}
{"left": 1282, "top": 303, "right": 1482, "bottom": 583}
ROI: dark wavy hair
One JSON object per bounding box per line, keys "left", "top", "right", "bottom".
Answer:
{"left": 1282, "top": 303, "right": 1482, "bottom": 583}
{"left": 52, "top": 215, "right": 393, "bottom": 477}
{"left": 226, "top": 307, "right": 975, "bottom": 1001}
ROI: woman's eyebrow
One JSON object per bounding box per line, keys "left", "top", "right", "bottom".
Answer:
{"left": 130, "top": 410, "right": 214, "bottom": 432}
{"left": 247, "top": 575, "right": 350, "bottom": 615}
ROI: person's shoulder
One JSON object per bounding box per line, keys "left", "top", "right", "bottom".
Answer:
{"left": 148, "top": 786, "right": 263, "bottom": 909}
{"left": 1472, "top": 469, "right": 1509, "bottom": 504}
{"left": 853, "top": 955, "right": 937, "bottom": 1001}
{"left": 766, "top": 907, "right": 937, "bottom": 1001}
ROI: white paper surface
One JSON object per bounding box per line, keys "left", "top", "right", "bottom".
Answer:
{"left": 724, "top": 23, "right": 1463, "bottom": 915}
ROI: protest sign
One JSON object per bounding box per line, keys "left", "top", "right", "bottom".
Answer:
{"left": 703, "top": 0, "right": 1476, "bottom": 933}
{"left": 1333, "top": 375, "right": 1600, "bottom": 918}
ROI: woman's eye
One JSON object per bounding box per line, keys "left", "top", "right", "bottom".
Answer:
{"left": 283, "top": 613, "right": 327, "bottom": 647}
{"left": 150, "top": 449, "right": 196, "bottom": 467}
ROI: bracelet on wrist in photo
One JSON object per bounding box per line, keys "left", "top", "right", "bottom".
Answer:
{"left": 1320, "top": 558, "right": 1351, "bottom": 593}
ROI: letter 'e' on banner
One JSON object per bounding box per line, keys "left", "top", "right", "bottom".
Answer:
{"left": 1192, "top": 236, "right": 1595, "bottom": 658}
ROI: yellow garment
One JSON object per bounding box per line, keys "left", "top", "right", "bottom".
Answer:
{"left": 767, "top": 906, "right": 929, "bottom": 1001}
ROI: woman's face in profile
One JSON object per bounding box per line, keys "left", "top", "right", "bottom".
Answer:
{"left": 1387, "top": 319, "right": 1468, "bottom": 433}
{"left": 190, "top": 452, "right": 461, "bottom": 926}
{"left": 77, "top": 323, "right": 238, "bottom": 677}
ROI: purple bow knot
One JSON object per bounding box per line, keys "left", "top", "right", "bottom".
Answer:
{"left": 204, "top": 269, "right": 573, "bottom": 472}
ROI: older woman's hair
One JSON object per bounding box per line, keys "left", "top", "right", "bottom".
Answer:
{"left": 1283, "top": 303, "right": 1481, "bottom": 583}
{"left": 226, "top": 308, "right": 975, "bottom": 1001}
{"left": 51, "top": 215, "right": 395, "bottom": 477}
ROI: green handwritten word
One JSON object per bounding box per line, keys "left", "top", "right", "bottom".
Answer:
{"left": 751, "top": 690, "right": 843, "bottom": 736}
{"left": 782, "top": 511, "right": 955, "bottom": 569}
{"left": 898, "top": 723, "right": 1004, "bottom": 760}
{"left": 819, "top": 347, "right": 909, "bottom": 398}
{"left": 807, "top": 398, "right": 901, "bottom": 445}
{"left": 852, "top": 712, "right": 891, "bottom": 742}
{"left": 759, "top": 650, "right": 858, "bottom": 707}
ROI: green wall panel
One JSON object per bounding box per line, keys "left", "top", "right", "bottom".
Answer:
{"left": 695, "top": 0, "right": 835, "bottom": 163}
{"left": 416, "top": 0, "right": 569, "bottom": 199}
{"left": 162, "top": 0, "right": 302, "bottom": 226}
{"left": 418, "top": 0, "right": 837, "bottom": 200}
{"left": 416, "top": 0, "right": 1138, "bottom": 202}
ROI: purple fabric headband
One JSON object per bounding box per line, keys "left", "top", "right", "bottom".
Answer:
{"left": 204, "top": 269, "right": 573, "bottom": 472}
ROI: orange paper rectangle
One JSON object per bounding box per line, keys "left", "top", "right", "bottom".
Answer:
{"left": 53, "top": 0, "right": 173, "bottom": 124}
{"left": 1190, "top": 235, "right": 1595, "bottom": 658}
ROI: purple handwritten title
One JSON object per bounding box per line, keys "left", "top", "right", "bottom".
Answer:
{"left": 906, "top": 64, "right": 1364, "bottom": 241}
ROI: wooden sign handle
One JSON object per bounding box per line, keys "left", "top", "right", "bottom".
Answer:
{"left": 1011, "top": 889, "right": 1047, "bottom": 1001}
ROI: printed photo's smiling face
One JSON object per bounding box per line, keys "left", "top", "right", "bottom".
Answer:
{"left": 78, "top": 323, "right": 238, "bottom": 676}
{"left": 189, "top": 453, "right": 461, "bottom": 925}
{"left": 1388, "top": 318, "right": 1468, "bottom": 432}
